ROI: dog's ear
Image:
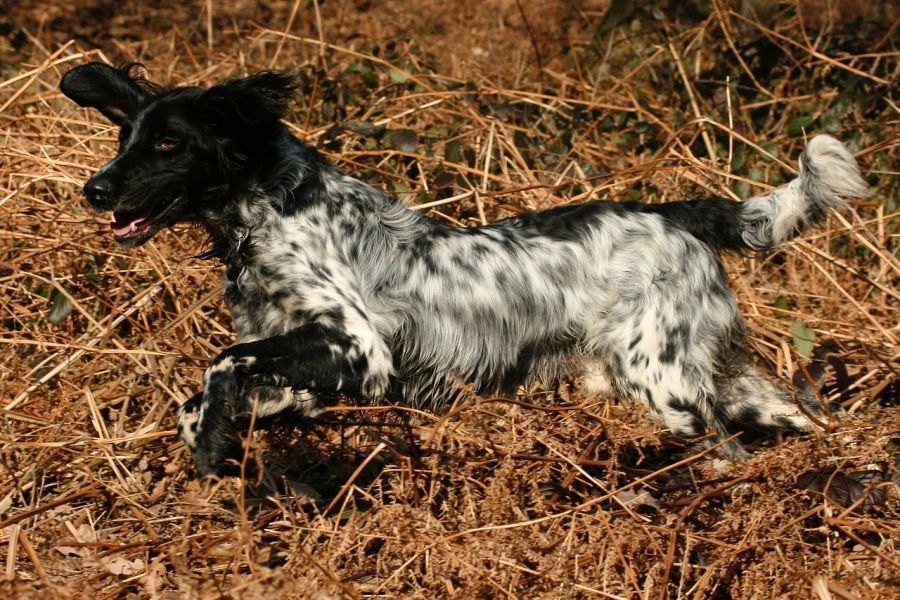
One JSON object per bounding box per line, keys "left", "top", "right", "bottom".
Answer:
{"left": 197, "top": 72, "right": 298, "bottom": 132}
{"left": 60, "top": 62, "right": 150, "bottom": 125}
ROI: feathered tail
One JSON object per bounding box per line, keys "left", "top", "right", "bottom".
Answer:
{"left": 738, "top": 134, "right": 867, "bottom": 249}
{"left": 640, "top": 135, "right": 867, "bottom": 251}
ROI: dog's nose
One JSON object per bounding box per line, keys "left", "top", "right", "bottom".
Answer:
{"left": 83, "top": 176, "right": 114, "bottom": 209}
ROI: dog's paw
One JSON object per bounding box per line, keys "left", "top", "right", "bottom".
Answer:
{"left": 192, "top": 440, "right": 246, "bottom": 478}
{"left": 177, "top": 392, "right": 244, "bottom": 477}
{"left": 361, "top": 371, "right": 390, "bottom": 398}
{"left": 176, "top": 393, "right": 205, "bottom": 451}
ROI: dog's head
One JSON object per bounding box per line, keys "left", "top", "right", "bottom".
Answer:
{"left": 60, "top": 63, "right": 298, "bottom": 247}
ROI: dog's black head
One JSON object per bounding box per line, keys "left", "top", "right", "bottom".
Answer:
{"left": 60, "top": 62, "right": 299, "bottom": 247}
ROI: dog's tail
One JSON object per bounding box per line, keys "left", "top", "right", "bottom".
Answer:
{"left": 738, "top": 135, "right": 866, "bottom": 249}
{"left": 644, "top": 135, "right": 867, "bottom": 251}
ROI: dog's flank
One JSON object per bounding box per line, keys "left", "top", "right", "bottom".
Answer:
{"left": 60, "top": 62, "right": 867, "bottom": 475}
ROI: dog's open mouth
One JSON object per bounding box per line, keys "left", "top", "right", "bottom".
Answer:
{"left": 110, "top": 195, "right": 183, "bottom": 245}
{"left": 111, "top": 214, "right": 151, "bottom": 239}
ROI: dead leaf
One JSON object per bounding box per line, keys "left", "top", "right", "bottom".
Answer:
{"left": 390, "top": 128, "right": 419, "bottom": 152}
{"left": 797, "top": 469, "right": 892, "bottom": 507}
{"left": 101, "top": 555, "right": 145, "bottom": 576}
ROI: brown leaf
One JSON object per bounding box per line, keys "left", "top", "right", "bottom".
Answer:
{"left": 796, "top": 469, "right": 891, "bottom": 507}
{"left": 390, "top": 128, "right": 419, "bottom": 152}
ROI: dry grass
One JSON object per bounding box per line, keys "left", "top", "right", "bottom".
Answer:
{"left": 1, "top": 1, "right": 898, "bottom": 598}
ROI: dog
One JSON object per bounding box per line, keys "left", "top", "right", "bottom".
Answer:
{"left": 60, "top": 62, "right": 867, "bottom": 475}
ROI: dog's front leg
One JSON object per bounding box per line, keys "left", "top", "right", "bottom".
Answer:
{"left": 177, "top": 321, "right": 392, "bottom": 475}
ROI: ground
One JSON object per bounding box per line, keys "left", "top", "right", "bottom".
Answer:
{"left": 0, "top": 0, "right": 898, "bottom": 598}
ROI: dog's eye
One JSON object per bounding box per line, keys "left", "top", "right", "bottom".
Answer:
{"left": 154, "top": 139, "right": 179, "bottom": 152}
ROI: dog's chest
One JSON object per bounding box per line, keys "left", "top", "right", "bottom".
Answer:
{"left": 221, "top": 226, "right": 324, "bottom": 342}
{"left": 222, "top": 270, "right": 285, "bottom": 342}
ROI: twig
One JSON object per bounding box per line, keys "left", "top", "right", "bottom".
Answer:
{"left": 727, "top": 9, "right": 891, "bottom": 86}
{"left": 668, "top": 42, "right": 717, "bottom": 164}
{"left": 0, "top": 489, "right": 99, "bottom": 530}
{"left": 17, "top": 528, "right": 50, "bottom": 586}
{"left": 513, "top": 0, "right": 544, "bottom": 76}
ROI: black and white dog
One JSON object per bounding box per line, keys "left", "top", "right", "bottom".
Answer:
{"left": 60, "top": 63, "right": 867, "bottom": 475}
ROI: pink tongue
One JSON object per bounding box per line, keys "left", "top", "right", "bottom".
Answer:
{"left": 111, "top": 216, "right": 147, "bottom": 236}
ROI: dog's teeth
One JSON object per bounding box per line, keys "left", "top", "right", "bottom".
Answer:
{"left": 130, "top": 222, "right": 137, "bottom": 232}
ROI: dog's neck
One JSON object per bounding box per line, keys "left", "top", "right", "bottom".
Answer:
{"left": 195, "top": 130, "right": 433, "bottom": 274}
{"left": 198, "top": 133, "right": 332, "bottom": 263}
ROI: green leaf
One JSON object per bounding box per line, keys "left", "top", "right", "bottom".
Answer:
{"left": 360, "top": 69, "right": 378, "bottom": 88}
{"left": 821, "top": 113, "right": 841, "bottom": 134}
{"left": 48, "top": 291, "right": 73, "bottom": 325}
{"left": 773, "top": 295, "right": 792, "bottom": 320}
{"left": 760, "top": 142, "right": 779, "bottom": 162}
{"left": 789, "top": 318, "right": 815, "bottom": 357}
{"left": 624, "top": 188, "right": 642, "bottom": 202}
{"left": 391, "top": 180, "right": 411, "bottom": 193}
{"left": 787, "top": 115, "right": 814, "bottom": 137}
{"left": 445, "top": 139, "right": 464, "bottom": 163}
{"left": 389, "top": 68, "right": 411, "bottom": 83}
{"left": 425, "top": 125, "right": 449, "bottom": 139}
{"left": 346, "top": 120, "right": 377, "bottom": 136}
{"left": 748, "top": 166, "right": 763, "bottom": 182}
{"left": 731, "top": 145, "right": 746, "bottom": 173}
{"left": 611, "top": 132, "right": 631, "bottom": 147}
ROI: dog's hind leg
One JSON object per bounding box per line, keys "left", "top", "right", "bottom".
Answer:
{"left": 715, "top": 364, "right": 822, "bottom": 433}
{"left": 630, "top": 360, "right": 751, "bottom": 460}
{"left": 581, "top": 359, "right": 617, "bottom": 397}
{"left": 589, "top": 335, "right": 745, "bottom": 457}
{"left": 588, "top": 294, "right": 751, "bottom": 459}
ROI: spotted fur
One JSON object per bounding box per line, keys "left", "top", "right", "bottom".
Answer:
{"left": 60, "top": 63, "right": 868, "bottom": 474}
